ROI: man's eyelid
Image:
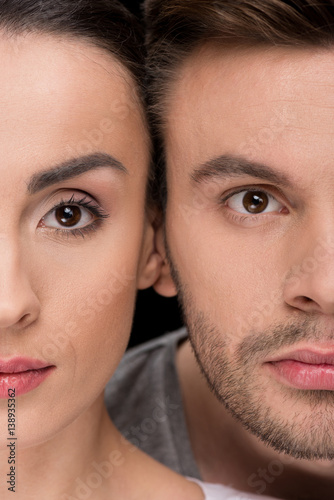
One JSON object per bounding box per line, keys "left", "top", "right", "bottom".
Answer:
{"left": 221, "top": 183, "right": 290, "bottom": 207}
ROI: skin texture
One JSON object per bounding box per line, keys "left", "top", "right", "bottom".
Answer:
{"left": 155, "top": 45, "right": 334, "bottom": 499}
{"left": 0, "top": 33, "right": 203, "bottom": 500}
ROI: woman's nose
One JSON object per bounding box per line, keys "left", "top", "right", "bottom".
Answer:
{"left": 0, "top": 239, "right": 40, "bottom": 329}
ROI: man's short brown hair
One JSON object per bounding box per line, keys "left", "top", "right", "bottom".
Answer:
{"left": 144, "top": 0, "right": 334, "bottom": 207}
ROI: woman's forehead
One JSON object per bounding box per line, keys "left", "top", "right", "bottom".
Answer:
{"left": 0, "top": 32, "right": 150, "bottom": 181}
{"left": 0, "top": 32, "right": 131, "bottom": 105}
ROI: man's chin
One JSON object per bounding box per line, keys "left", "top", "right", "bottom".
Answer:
{"left": 194, "top": 341, "right": 334, "bottom": 460}
{"left": 174, "top": 276, "right": 334, "bottom": 460}
{"left": 213, "top": 375, "right": 334, "bottom": 460}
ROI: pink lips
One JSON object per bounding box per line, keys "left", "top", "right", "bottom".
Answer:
{"left": 266, "top": 349, "right": 334, "bottom": 390}
{"left": 0, "top": 357, "right": 55, "bottom": 398}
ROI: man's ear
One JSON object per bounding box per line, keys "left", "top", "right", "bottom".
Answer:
{"left": 152, "top": 225, "right": 177, "bottom": 298}
{"left": 137, "top": 221, "right": 164, "bottom": 290}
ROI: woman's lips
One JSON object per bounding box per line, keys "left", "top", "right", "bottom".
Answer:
{"left": 0, "top": 358, "right": 55, "bottom": 398}
{"left": 266, "top": 349, "right": 334, "bottom": 390}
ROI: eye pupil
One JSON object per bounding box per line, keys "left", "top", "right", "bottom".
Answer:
{"left": 56, "top": 206, "right": 81, "bottom": 227}
{"left": 243, "top": 191, "right": 268, "bottom": 214}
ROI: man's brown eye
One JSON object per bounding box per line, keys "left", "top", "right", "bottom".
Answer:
{"left": 242, "top": 191, "right": 269, "bottom": 214}
{"left": 55, "top": 206, "right": 82, "bottom": 227}
{"left": 226, "top": 189, "right": 284, "bottom": 216}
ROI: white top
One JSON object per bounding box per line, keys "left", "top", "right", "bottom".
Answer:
{"left": 188, "top": 478, "right": 279, "bottom": 500}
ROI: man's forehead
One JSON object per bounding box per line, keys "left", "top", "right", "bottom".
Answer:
{"left": 167, "top": 43, "right": 333, "bottom": 114}
{"left": 165, "top": 44, "right": 334, "bottom": 181}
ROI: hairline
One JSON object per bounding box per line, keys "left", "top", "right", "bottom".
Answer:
{"left": 159, "top": 40, "right": 333, "bottom": 131}
{"left": 150, "top": 39, "right": 334, "bottom": 212}
{"left": 1, "top": 26, "right": 154, "bottom": 209}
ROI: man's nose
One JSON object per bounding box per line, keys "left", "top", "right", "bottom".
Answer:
{"left": 0, "top": 238, "right": 40, "bottom": 329}
{"left": 283, "top": 228, "right": 334, "bottom": 315}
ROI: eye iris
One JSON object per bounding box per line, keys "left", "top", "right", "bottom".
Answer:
{"left": 55, "top": 206, "right": 81, "bottom": 227}
{"left": 243, "top": 191, "right": 268, "bottom": 214}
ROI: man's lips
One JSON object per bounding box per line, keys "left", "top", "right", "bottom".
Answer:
{"left": 267, "top": 349, "right": 334, "bottom": 365}
{"left": 265, "top": 348, "right": 334, "bottom": 390}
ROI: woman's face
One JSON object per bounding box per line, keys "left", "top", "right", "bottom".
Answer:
{"left": 0, "top": 32, "right": 158, "bottom": 447}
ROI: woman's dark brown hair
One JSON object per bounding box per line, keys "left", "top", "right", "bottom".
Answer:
{"left": 0, "top": 0, "right": 145, "bottom": 94}
{"left": 0, "top": 0, "right": 157, "bottom": 201}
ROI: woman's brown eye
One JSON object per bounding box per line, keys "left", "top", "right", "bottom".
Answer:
{"left": 242, "top": 191, "right": 269, "bottom": 214}
{"left": 55, "top": 206, "right": 82, "bottom": 227}
{"left": 40, "top": 199, "right": 99, "bottom": 233}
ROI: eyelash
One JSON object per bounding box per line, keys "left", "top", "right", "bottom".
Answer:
{"left": 220, "top": 186, "right": 287, "bottom": 223}
{"left": 40, "top": 194, "right": 109, "bottom": 239}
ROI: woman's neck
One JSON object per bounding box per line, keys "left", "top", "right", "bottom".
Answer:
{"left": 0, "top": 393, "right": 120, "bottom": 500}
{"left": 0, "top": 393, "right": 205, "bottom": 500}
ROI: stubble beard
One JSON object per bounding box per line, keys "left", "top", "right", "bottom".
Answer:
{"left": 166, "top": 246, "right": 334, "bottom": 460}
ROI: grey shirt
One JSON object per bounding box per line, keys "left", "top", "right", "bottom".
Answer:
{"left": 104, "top": 328, "right": 201, "bottom": 479}
{"left": 105, "top": 330, "right": 281, "bottom": 500}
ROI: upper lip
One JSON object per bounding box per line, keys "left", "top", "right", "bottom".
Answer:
{"left": 268, "top": 349, "right": 334, "bottom": 365}
{"left": 0, "top": 358, "right": 50, "bottom": 374}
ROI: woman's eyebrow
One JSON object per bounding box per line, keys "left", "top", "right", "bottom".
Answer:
{"left": 27, "top": 152, "right": 128, "bottom": 195}
{"left": 191, "top": 154, "right": 292, "bottom": 188}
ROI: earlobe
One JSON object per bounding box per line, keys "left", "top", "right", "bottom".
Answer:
{"left": 152, "top": 226, "right": 177, "bottom": 298}
{"left": 137, "top": 223, "right": 164, "bottom": 290}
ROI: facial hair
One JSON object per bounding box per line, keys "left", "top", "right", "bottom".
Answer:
{"left": 166, "top": 245, "right": 334, "bottom": 460}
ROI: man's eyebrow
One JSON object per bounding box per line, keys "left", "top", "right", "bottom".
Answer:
{"left": 27, "top": 152, "right": 128, "bottom": 195}
{"left": 191, "top": 155, "right": 292, "bottom": 187}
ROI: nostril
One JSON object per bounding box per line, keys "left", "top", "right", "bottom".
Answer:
{"left": 294, "top": 295, "right": 320, "bottom": 310}
{"left": 18, "top": 313, "right": 31, "bottom": 325}
{"left": 294, "top": 296, "right": 316, "bottom": 307}
{"left": 301, "top": 296, "right": 313, "bottom": 303}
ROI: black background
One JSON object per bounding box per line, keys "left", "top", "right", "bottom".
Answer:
{"left": 129, "top": 288, "right": 183, "bottom": 348}
{"left": 121, "top": 0, "right": 143, "bottom": 17}
{"left": 117, "top": 0, "right": 184, "bottom": 347}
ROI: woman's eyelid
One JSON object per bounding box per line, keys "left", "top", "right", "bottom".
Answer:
{"left": 44, "top": 193, "right": 108, "bottom": 218}
{"left": 40, "top": 188, "right": 104, "bottom": 213}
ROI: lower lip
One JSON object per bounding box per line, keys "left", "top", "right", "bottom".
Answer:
{"left": 267, "top": 360, "right": 334, "bottom": 390}
{"left": 0, "top": 367, "right": 55, "bottom": 398}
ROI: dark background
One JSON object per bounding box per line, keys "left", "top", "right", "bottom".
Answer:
{"left": 113, "top": 0, "right": 183, "bottom": 347}
{"left": 129, "top": 288, "right": 184, "bottom": 348}
{"left": 121, "top": 0, "right": 143, "bottom": 17}
{"left": 118, "top": 0, "right": 184, "bottom": 347}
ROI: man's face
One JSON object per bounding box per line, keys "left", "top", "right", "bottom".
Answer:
{"left": 162, "top": 45, "right": 334, "bottom": 459}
